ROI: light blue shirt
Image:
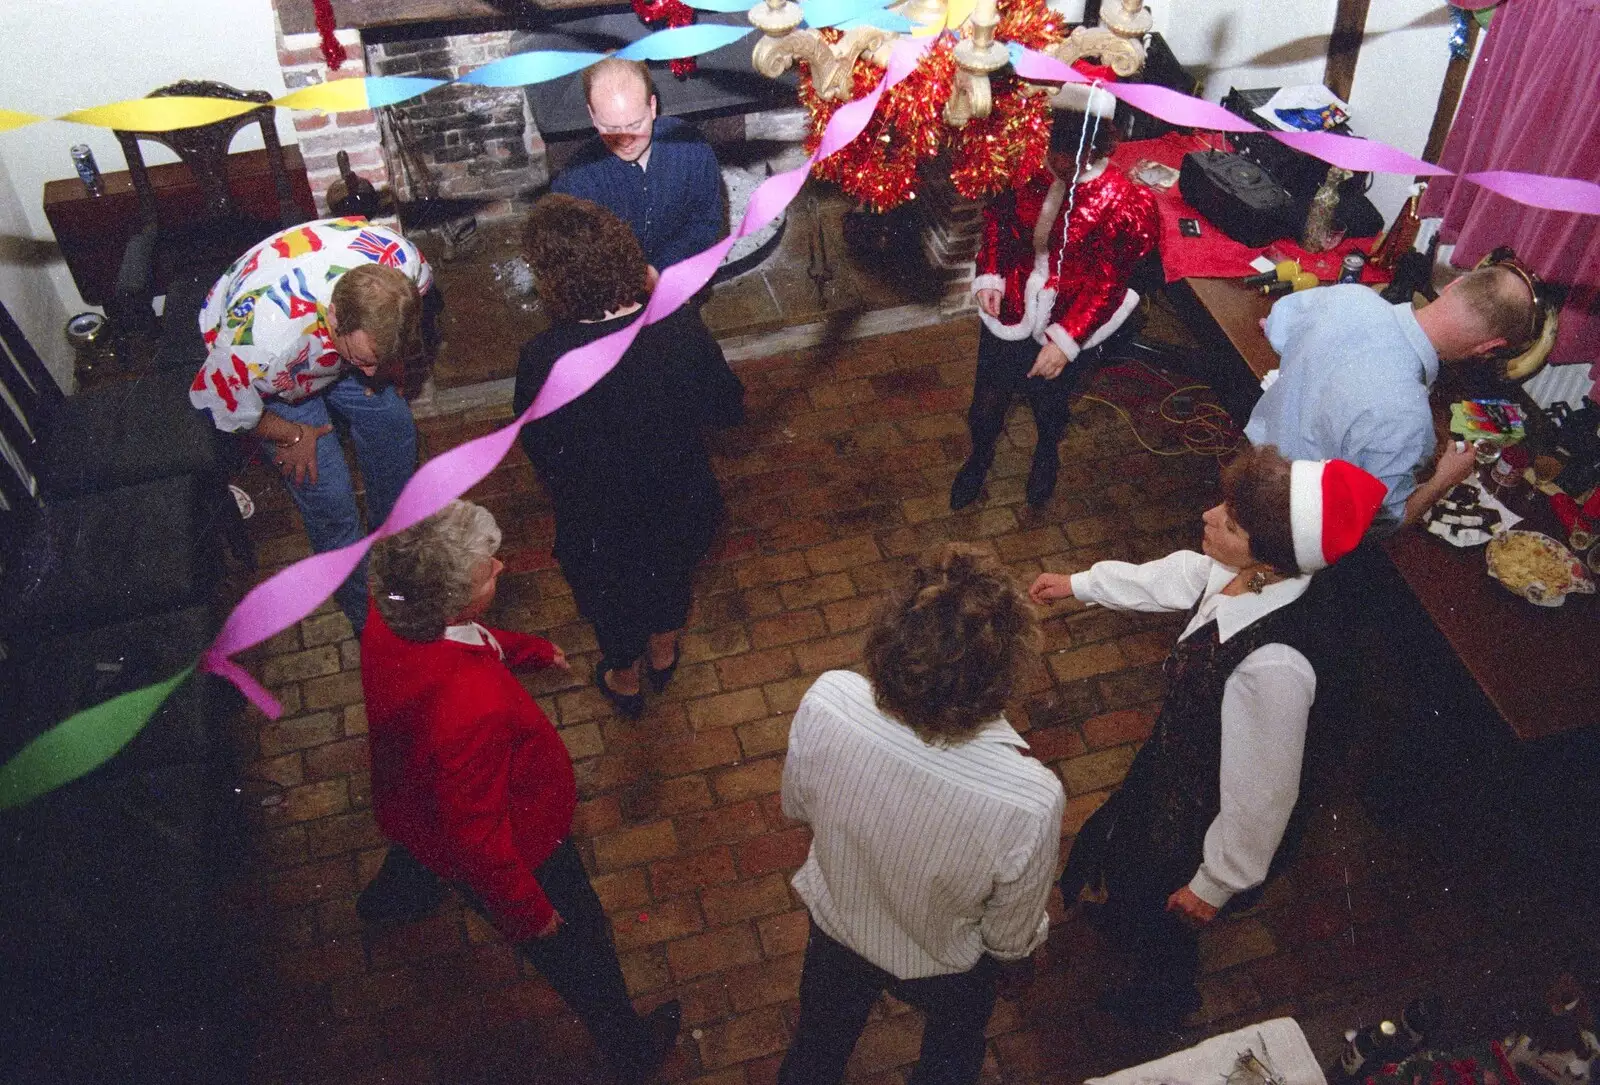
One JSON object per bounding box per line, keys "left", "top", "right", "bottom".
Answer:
{"left": 1244, "top": 284, "right": 1440, "bottom": 533}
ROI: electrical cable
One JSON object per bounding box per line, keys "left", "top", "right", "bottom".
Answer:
{"left": 1070, "top": 359, "right": 1242, "bottom": 459}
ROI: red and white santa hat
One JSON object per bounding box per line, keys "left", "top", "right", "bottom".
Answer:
{"left": 1051, "top": 60, "right": 1118, "bottom": 118}
{"left": 1289, "top": 459, "right": 1387, "bottom": 572}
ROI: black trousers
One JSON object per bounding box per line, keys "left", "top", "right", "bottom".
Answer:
{"left": 1059, "top": 790, "right": 1201, "bottom": 998}
{"left": 778, "top": 918, "right": 999, "bottom": 1085}
{"left": 370, "top": 841, "right": 652, "bottom": 1078}
{"left": 967, "top": 325, "right": 1081, "bottom": 460}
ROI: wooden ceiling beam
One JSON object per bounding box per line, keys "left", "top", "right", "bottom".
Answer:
{"left": 1322, "top": 0, "right": 1371, "bottom": 102}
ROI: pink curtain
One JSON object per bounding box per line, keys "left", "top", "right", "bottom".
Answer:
{"left": 1421, "top": 0, "right": 1600, "bottom": 388}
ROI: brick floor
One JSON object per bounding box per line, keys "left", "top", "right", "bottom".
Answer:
{"left": 227, "top": 316, "right": 1600, "bottom": 1084}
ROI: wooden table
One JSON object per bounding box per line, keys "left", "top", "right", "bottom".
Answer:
{"left": 1384, "top": 492, "right": 1599, "bottom": 740}
{"left": 1178, "top": 275, "right": 1600, "bottom": 741}
{"left": 43, "top": 146, "right": 317, "bottom": 306}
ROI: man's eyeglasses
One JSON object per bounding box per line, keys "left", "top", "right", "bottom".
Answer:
{"left": 595, "top": 116, "right": 651, "bottom": 136}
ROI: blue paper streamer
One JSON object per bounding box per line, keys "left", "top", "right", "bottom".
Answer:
{"left": 458, "top": 50, "right": 606, "bottom": 87}
{"left": 615, "top": 24, "right": 754, "bottom": 60}
{"left": 837, "top": 9, "right": 914, "bottom": 31}
{"left": 800, "top": 0, "right": 897, "bottom": 28}
{"left": 365, "top": 76, "right": 449, "bottom": 108}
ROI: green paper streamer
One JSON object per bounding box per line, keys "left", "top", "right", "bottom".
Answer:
{"left": 0, "top": 664, "right": 195, "bottom": 810}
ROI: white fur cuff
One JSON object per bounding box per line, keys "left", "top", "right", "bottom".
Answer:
{"left": 1044, "top": 324, "right": 1082, "bottom": 362}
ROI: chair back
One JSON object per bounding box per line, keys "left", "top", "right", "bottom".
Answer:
{"left": 112, "top": 80, "right": 301, "bottom": 234}
{"left": 0, "top": 300, "right": 61, "bottom": 514}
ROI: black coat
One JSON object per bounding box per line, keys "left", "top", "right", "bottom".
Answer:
{"left": 512, "top": 304, "right": 744, "bottom": 571}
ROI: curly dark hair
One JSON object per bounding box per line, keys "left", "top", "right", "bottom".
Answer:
{"left": 864, "top": 544, "right": 1039, "bottom": 744}
{"left": 1222, "top": 444, "right": 1299, "bottom": 575}
{"left": 523, "top": 194, "right": 649, "bottom": 323}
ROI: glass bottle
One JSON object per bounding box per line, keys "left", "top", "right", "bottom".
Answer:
{"left": 1303, "top": 165, "right": 1353, "bottom": 253}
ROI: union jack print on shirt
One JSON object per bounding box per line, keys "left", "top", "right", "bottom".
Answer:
{"left": 349, "top": 230, "right": 408, "bottom": 268}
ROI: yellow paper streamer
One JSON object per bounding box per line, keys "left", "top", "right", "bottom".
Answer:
{"left": 61, "top": 96, "right": 258, "bottom": 132}
{"left": 272, "top": 80, "right": 371, "bottom": 114}
{"left": 911, "top": 0, "right": 974, "bottom": 36}
{"left": 946, "top": 0, "right": 978, "bottom": 29}
{"left": 0, "top": 108, "right": 43, "bottom": 133}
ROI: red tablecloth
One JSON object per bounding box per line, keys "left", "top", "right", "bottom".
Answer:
{"left": 1111, "top": 133, "right": 1394, "bottom": 286}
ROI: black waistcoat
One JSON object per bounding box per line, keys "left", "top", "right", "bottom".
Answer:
{"left": 1066, "top": 585, "right": 1326, "bottom": 908}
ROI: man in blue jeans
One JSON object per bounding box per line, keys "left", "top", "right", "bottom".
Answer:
{"left": 191, "top": 218, "right": 434, "bottom": 632}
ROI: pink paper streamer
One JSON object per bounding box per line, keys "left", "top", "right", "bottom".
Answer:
{"left": 1108, "top": 83, "right": 1261, "bottom": 134}
{"left": 1270, "top": 130, "right": 1450, "bottom": 176}
{"left": 199, "top": 36, "right": 933, "bottom": 717}
{"left": 1010, "top": 46, "right": 1257, "bottom": 133}
{"left": 1007, "top": 47, "right": 1087, "bottom": 85}
{"left": 1461, "top": 170, "right": 1600, "bottom": 215}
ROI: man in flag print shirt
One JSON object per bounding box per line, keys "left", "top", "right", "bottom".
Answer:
{"left": 190, "top": 217, "right": 434, "bottom": 632}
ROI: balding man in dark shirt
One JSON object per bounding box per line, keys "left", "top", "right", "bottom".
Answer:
{"left": 554, "top": 57, "right": 723, "bottom": 271}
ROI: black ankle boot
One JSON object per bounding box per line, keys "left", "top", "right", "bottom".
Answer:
{"left": 950, "top": 451, "right": 994, "bottom": 510}
{"left": 1026, "top": 443, "right": 1061, "bottom": 507}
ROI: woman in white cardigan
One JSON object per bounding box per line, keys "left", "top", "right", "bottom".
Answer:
{"left": 1030, "top": 445, "right": 1385, "bottom": 1027}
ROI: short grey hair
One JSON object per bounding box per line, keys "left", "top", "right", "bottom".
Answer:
{"left": 369, "top": 500, "right": 502, "bottom": 642}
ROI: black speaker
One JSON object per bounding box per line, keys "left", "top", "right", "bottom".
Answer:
{"left": 1178, "top": 150, "right": 1298, "bottom": 247}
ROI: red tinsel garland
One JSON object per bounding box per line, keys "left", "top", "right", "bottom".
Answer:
{"left": 632, "top": 0, "right": 699, "bottom": 78}
{"left": 796, "top": 0, "right": 1068, "bottom": 211}
{"left": 313, "top": 0, "right": 348, "bottom": 70}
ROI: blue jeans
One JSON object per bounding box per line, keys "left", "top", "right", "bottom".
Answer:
{"left": 266, "top": 377, "right": 417, "bottom": 632}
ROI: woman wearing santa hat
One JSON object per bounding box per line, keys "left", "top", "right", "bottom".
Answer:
{"left": 1029, "top": 445, "right": 1387, "bottom": 1026}
{"left": 954, "top": 69, "right": 1160, "bottom": 510}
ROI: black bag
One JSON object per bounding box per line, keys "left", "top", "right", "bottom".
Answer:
{"left": 1178, "top": 150, "right": 1298, "bottom": 248}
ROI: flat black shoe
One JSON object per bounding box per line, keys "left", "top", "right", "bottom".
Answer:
{"left": 1026, "top": 446, "right": 1060, "bottom": 507}
{"left": 644, "top": 641, "right": 681, "bottom": 694}
{"left": 596, "top": 662, "right": 646, "bottom": 719}
{"left": 617, "top": 999, "right": 682, "bottom": 1084}
{"left": 1095, "top": 980, "right": 1201, "bottom": 1029}
{"left": 950, "top": 455, "right": 991, "bottom": 510}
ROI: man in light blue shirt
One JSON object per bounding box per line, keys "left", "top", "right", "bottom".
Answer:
{"left": 1245, "top": 267, "right": 1536, "bottom": 534}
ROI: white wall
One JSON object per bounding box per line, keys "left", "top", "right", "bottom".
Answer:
{"left": 0, "top": 0, "right": 295, "bottom": 388}
{"left": 1152, "top": 0, "right": 1458, "bottom": 223}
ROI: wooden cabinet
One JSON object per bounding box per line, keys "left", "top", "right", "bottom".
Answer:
{"left": 43, "top": 146, "right": 317, "bottom": 306}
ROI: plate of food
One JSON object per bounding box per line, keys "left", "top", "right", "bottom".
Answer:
{"left": 1485, "top": 530, "right": 1594, "bottom": 607}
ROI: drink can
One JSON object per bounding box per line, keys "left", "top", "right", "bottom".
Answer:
{"left": 1339, "top": 252, "right": 1366, "bottom": 283}
{"left": 71, "top": 144, "right": 104, "bottom": 195}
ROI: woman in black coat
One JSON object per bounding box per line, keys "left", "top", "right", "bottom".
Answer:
{"left": 513, "top": 194, "right": 744, "bottom": 719}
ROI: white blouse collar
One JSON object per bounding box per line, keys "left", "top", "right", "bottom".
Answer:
{"left": 1193, "top": 560, "right": 1313, "bottom": 644}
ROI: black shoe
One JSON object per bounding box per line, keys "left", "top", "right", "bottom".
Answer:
{"left": 596, "top": 662, "right": 646, "bottom": 719}
{"left": 950, "top": 453, "right": 993, "bottom": 510}
{"left": 1026, "top": 444, "right": 1060, "bottom": 507}
{"left": 617, "top": 999, "right": 682, "bottom": 1084}
{"left": 1095, "top": 980, "right": 1202, "bottom": 1029}
{"left": 355, "top": 847, "right": 449, "bottom": 926}
{"left": 644, "top": 640, "right": 681, "bottom": 694}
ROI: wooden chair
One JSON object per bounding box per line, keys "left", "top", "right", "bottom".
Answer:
{"left": 110, "top": 79, "right": 306, "bottom": 344}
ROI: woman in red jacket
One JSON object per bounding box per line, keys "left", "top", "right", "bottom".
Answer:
{"left": 357, "top": 499, "right": 679, "bottom": 1083}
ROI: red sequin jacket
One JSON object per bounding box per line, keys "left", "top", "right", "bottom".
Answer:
{"left": 973, "top": 165, "right": 1159, "bottom": 359}
{"left": 362, "top": 606, "right": 573, "bottom": 941}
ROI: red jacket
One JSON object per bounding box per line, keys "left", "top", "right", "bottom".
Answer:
{"left": 973, "top": 166, "right": 1159, "bottom": 360}
{"left": 361, "top": 606, "right": 574, "bottom": 941}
